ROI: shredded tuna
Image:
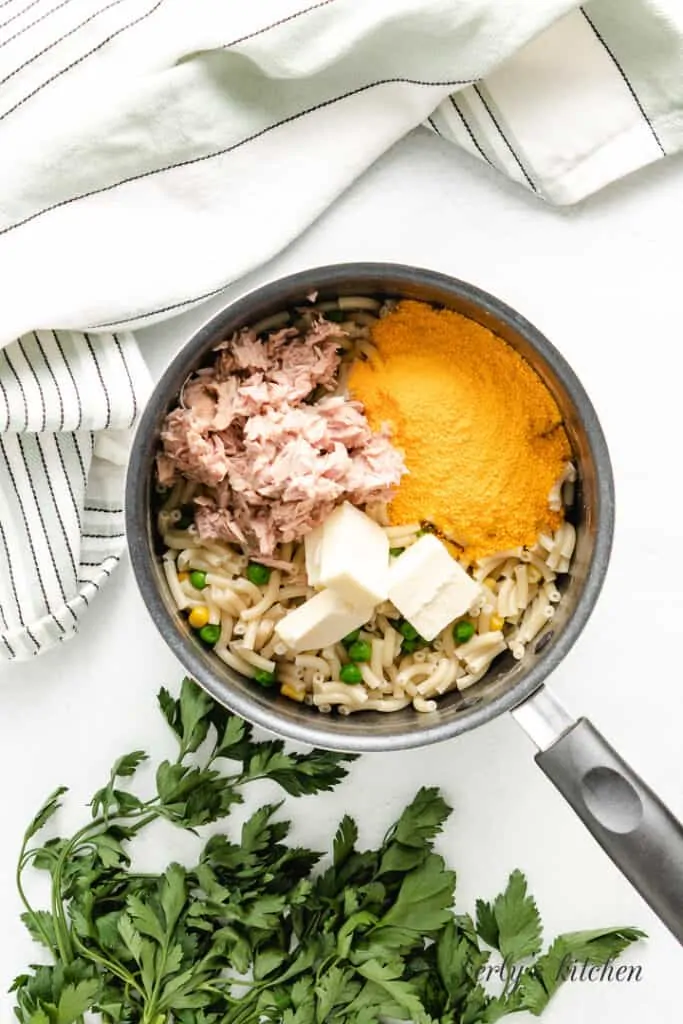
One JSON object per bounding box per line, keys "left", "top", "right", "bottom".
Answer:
{"left": 194, "top": 506, "right": 247, "bottom": 545}
{"left": 157, "top": 316, "right": 406, "bottom": 554}
{"left": 159, "top": 409, "right": 231, "bottom": 487}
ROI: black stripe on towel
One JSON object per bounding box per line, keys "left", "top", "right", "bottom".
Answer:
{"left": 0, "top": 0, "right": 166, "bottom": 123}
{"left": 1, "top": 0, "right": 129, "bottom": 87}
{"left": 0, "top": 0, "right": 75, "bottom": 55}
{"left": 0, "top": 73, "right": 472, "bottom": 239}
{"left": 426, "top": 114, "right": 442, "bottom": 136}
{"left": 0, "top": 361, "right": 12, "bottom": 427}
{"left": 222, "top": 0, "right": 339, "bottom": 49}
{"left": 448, "top": 94, "right": 495, "bottom": 168}
{"left": 472, "top": 83, "right": 537, "bottom": 192}
{"left": 16, "top": 434, "right": 72, "bottom": 618}
{"left": 0, "top": 435, "right": 66, "bottom": 635}
{"left": 113, "top": 335, "right": 138, "bottom": 424}
{"left": 72, "top": 433, "right": 88, "bottom": 490}
{"left": 2, "top": 347, "right": 29, "bottom": 430}
{"left": 55, "top": 435, "right": 83, "bottom": 541}
{"left": 0, "top": 480, "right": 41, "bottom": 650}
{"left": 84, "top": 334, "right": 112, "bottom": 428}
{"left": 0, "top": 0, "right": 44, "bottom": 31}
{"left": 33, "top": 332, "right": 65, "bottom": 430}
{"left": 35, "top": 435, "right": 79, "bottom": 585}
{"left": 84, "top": 504, "right": 124, "bottom": 513}
{"left": 17, "top": 337, "right": 47, "bottom": 432}
{"left": 89, "top": 284, "right": 229, "bottom": 328}
{"left": 0, "top": 558, "right": 16, "bottom": 656}
{"left": 581, "top": 8, "right": 665, "bottom": 155}
{"left": 52, "top": 330, "right": 83, "bottom": 429}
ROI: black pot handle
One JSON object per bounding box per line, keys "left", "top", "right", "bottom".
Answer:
{"left": 536, "top": 717, "right": 683, "bottom": 943}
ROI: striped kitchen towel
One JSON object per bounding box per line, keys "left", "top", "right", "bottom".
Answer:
{"left": 1, "top": 0, "right": 682, "bottom": 661}
{"left": 0, "top": 332, "right": 151, "bottom": 659}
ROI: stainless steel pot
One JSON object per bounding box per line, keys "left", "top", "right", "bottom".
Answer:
{"left": 126, "top": 264, "right": 683, "bottom": 942}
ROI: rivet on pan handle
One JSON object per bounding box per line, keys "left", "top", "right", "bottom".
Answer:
{"left": 514, "top": 687, "right": 683, "bottom": 944}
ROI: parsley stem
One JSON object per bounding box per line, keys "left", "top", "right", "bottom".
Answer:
{"left": 15, "top": 853, "right": 55, "bottom": 954}
{"left": 72, "top": 931, "right": 145, "bottom": 996}
{"left": 224, "top": 996, "right": 261, "bottom": 1024}
{"left": 502, "top": 961, "right": 515, "bottom": 999}
{"left": 50, "top": 805, "right": 160, "bottom": 965}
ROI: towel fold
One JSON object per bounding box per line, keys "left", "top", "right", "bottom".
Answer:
{"left": 1, "top": 0, "right": 682, "bottom": 660}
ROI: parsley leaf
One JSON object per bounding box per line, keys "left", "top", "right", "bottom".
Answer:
{"left": 56, "top": 979, "right": 100, "bottom": 1024}
{"left": 89, "top": 750, "right": 148, "bottom": 821}
{"left": 371, "top": 853, "right": 457, "bottom": 951}
{"left": 392, "top": 786, "right": 452, "bottom": 850}
{"left": 513, "top": 926, "right": 647, "bottom": 1015}
{"left": 23, "top": 786, "right": 68, "bottom": 842}
{"left": 490, "top": 869, "right": 543, "bottom": 962}
{"left": 475, "top": 898, "right": 500, "bottom": 949}
{"left": 333, "top": 815, "right": 359, "bottom": 868}
{"left": 20, "top": 910, "right": 57, "bottom": 952}
{"left": 245, "top": 742, "right": 357, "bottom": 796}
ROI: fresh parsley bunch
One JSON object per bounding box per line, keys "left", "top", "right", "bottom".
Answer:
{"left": 13, "top": 678, "right": 644, "bottom": 1024}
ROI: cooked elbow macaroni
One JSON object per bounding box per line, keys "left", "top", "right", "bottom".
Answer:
{"left": 160, "top": 486, "right": 574, "bottom": 715}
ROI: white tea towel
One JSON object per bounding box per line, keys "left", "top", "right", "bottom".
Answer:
{"left": 1, "top": 0, "right": 682, "bottom": 660}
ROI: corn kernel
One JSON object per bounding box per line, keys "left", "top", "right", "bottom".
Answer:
{"left": 490, "top": 614, "right": 505, "bottom": 632}
{"left": 178, "top": 571, "right": 189, "bottom": 583}
{"left": 483, "top": 578, "right": 497, "bottom": 591}
{"left": 188, "top": 605, "right": 210, "bottom": 629}
{"left": 280, "top": 683, "right": 306, "bottom": 703}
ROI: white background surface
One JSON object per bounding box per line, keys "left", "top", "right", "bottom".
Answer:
{"left": 2, "top": 128, "right": 683, "bottom": 1021}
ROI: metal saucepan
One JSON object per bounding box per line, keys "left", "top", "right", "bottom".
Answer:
{"left": 125, "top": 264, "right": 683, "bottom": 942}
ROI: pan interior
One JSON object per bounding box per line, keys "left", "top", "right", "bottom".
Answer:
{"left": 127, "top": 265, "right": 613, "bottom": 752}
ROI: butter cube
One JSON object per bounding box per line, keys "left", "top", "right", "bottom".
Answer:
{"left": 275, "top": 588, "right": 374, "bottom": 653}
{"left": 304, "top": 502, "right": 389, "bottom": 605}
{"left": 388, "top": 534, "right": 482, "bottom": 641}
{"left": 304, "top": 523, "right": 324, "bottom": 587}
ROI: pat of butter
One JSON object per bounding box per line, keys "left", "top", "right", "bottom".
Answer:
{"left": 275, "top": 588, "right": 375, "bottom": 653}
{"left": 304, "top": 502, "right": 389, "bottom": 605}
{"left": 304, "top": 523, "right": 324, "bottom": 587}
{"left": 388, "top": 533, "right": 482, "bottom": 641}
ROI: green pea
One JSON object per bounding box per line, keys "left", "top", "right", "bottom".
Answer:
{"left": 453, "top": 619, "right": 475, "bottom": 644}
{"left": 340, "top": 663, "right": 363, "bottom": 685}
{"left": 347, "top": 640, "right": 372, "bottom": 662}
{"left": 389, "top": 547, "right": 404, "bottom": 557}
{"left": 341, "top": 628, "right": 361, "bottom": 647}
{"left": 401, "top": 639, "right": 418, "bottom": 654}
{"left": 399, "top": 621, "right": 419, "bottom": 641}
{"left": 254, "top": 668, "right": 276, "bottom": 687}
{"left": 189, "top": 570, "right": 207, "bottom": 590}
{"left": 177, "top": 504, "right": 194, "bottom": 530}
{"left": 247, "top": 562, "right": 272, "bottom": 586}
{"left": 198, "top": 624, "right": 221, "bottom": 646}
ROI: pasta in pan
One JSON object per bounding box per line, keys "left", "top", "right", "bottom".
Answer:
{"left": 158, "top": 500, "right": 575, "bottom": 714}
